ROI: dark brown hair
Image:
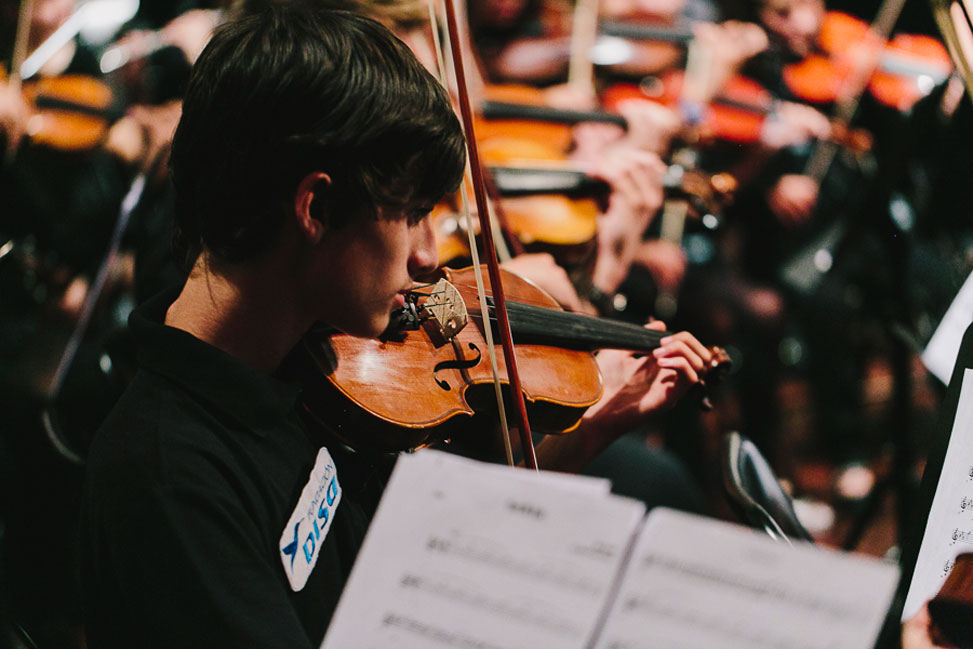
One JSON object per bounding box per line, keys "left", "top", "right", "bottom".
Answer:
{"left": 170, "top": 2, "right": 465, "bottom": 262}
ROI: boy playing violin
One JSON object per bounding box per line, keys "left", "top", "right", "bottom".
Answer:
{"left": 81, "top": 3, "right": 712, "bottom": 647}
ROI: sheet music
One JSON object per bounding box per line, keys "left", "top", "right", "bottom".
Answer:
{"left": 320, "top": 449, "right": 645, "bottom": 649}
{"left": 419, "top": 449, "right": 614, "bottom": 495}
{"left": 922, "top": 270, "right": 973, "bottom": 384}
{"left": 594, "top": 508, "right": 900, "bottom": 649}
{"left": 904, "top": 368, "right": 973, "bottom": 619}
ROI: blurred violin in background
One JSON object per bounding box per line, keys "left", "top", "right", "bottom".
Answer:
{"left": 433, "top": 156, "right": 736, "bottom": 269}
{"left": 601, "top": 69, "right": 874, "bottom": 150}
{"left": 1, "top": 65, "right": 123, "bottom": 151}
{"left": 783, "top": 11, "right": 953, "bottom": 111}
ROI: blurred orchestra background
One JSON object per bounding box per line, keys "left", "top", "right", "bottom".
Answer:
{"left": 1, "top": 0, "right": 970, "bottom": 645}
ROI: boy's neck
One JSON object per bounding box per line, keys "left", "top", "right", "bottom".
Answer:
{"left": 165, "top": 252, "right": 311, "bottom": 374}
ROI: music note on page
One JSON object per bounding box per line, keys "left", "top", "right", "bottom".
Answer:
{"left": 950, "top": 528, "right": 973, "bottom": 545}
{"left": 943, "top": 559, "right": 955, "bottom": 580}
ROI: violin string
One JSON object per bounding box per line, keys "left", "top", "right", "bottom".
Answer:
{"left": 406, "top": 285, "right": 533, "bottom": 326}
{"left": 404, "top": 283, "right": 682, "bottom": 362}
{"left": 408, "top": 282, "right": 592, "bottom": 322}
{"left": 410, "top": 283, "right": 677, "bottom": 350}
{"left": 442, "top": 281, "right": 581, "bottom": 312}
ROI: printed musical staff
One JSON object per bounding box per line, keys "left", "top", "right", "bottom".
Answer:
{"left": 398, "top": 572, "right": 583, "bottom": 636}
{"left": 594, "top": 510, "right": 899, "bottom": 649}
{"left": 380, "top": 614, "right": 513, "bottom": 649}
{"left": 950, "top": 527, "right": 973, "bottom": 545}
{"left": 614, "top": 592, "right": 852, "bottom": 649}
{"left": 424, "top": 534, "right": 602, "bottom": 594}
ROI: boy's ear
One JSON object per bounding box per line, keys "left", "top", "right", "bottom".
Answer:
{"left": 294, "top": 171, "right": 333, "bottom": 241}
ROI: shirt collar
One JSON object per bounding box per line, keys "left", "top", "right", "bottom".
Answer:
{"left": 130, "top": 287, "right": 303, "bottom": 437}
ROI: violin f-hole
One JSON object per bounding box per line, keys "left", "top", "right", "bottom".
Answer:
{"left": 433, "top": 343, "right": 482, "bottom": 391}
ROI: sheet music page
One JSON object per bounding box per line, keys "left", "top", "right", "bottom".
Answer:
{"left": 922, "top": 270, "right": 973, "bottom": 384}
{"left": 421, "top": 449, "right": 614, "bottom": 495}
{"left": 320, "top": 449, "right": 645, "bottom": 649}
{"left": 904, "top": 368, "right": 973, "bottom": 619}
{"left": 594, "top": 508, "right": 899, "bottom": 649}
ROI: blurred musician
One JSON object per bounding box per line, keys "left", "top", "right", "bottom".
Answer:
{"left": 715, "top": 0, "right": 894, "bottom": 497}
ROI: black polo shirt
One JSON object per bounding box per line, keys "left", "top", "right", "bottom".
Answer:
{"left": 81, "top": 289, "right": 392, "bottom": 648}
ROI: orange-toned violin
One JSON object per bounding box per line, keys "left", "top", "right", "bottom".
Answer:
{"left": 432, "top": 161, "right": 736, "bottom": 268}
{"left": 601, "top": 69, "right": 873, "bottom": 151}
{"left": 783, "top": 11, "right": 952, "bottom": 111}
{"left": 1, "top": 66, "right": 123, "bottom": 151}
{"left": 602, "top": 71, "right": 772, "bottom": 143}
{"left": 300, "top": 266, "right": 731, "bottom": 453}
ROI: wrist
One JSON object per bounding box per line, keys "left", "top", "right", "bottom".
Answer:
{"left": 579, "top": 402, "right": 629, "bottom": 453}
{"left": 590, "top": 253, "right": 627, "bottom": 295}
{"left": 581, "top": 283, "right": 618, "bottom": 317}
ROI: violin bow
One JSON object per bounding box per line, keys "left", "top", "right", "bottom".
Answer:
{"left": 9, "top": 0, "right": 34, "bottom": 92}
{"left": 425, "top": 0, "right": 515, "bottom": 464}
{"left": 567, "top": 0, "right": 599, "bottom": 102}
{"left": 3, "top": 0, "right": 33, "bottom": 163}
{"left": 434, "top": 0, "right": 540, "bottom": 470}
{"left": 931, "top": 0, "right": 973, "bottom": 100}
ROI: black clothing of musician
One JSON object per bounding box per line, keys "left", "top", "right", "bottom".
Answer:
{"left": 82, "top": 288, "right": 394, "bottom": 648}
{"left": 81, "top": 4, "right": 465, "bottom": 647}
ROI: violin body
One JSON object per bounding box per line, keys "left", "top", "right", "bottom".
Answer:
{"left": 300, "top": 266, "right": 604, "bottom": 453}
{"left": 430, "top": 174, "right": 600, "bottom": 269}
{"left": 868, "top": 32, "right": 953, "bottom": 111}
{"left": 0, "top": 64, "right": 121, "bottom": 151}
{"left": 782, "top": 11, "right": 952, "bottom": 111}
{"left": 21, "top": 75, "right": 118, "bottom": 150}
{"left": 477, "top": 85, "right": 579, "bottom": 153}
{"left": 470, "top": 100, "right": 607, "bottom": 266}
{"left": 602, "top": 70, "right": 771, "bottom": 143}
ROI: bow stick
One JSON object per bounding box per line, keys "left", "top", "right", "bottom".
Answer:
{"left": 426, "top": 0, "right": 517, "bottom": 465}
{"left": 440, "top": 0, "right": 539, "bottom": 470}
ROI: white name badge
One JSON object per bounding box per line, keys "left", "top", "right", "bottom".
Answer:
{"left": 279, "top": 448, "right": 342, "bottom": 592}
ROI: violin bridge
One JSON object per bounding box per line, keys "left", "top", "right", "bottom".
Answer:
{"left": 424, "top": 279, "right": 468, "bottom": 341}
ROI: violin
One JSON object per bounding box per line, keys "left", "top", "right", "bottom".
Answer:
{"left": 475, "top": 84, "right": 615, "bottom": 153}
{"left": 299, "top": 265, "right": 731, "bottom": 454}
{"left": 430, "top": 165, "right": 602, "bottom": 269}
{"left": 20, "top": 75, "right": 121, "bottom": 151}
{"left": 783, "top": 11, "right": 953, "bottom": 111}
{"left": 0, "top": 64, "right": 124, "bottom": 152}
{"left": 601, "top": 69, "right": 873, "bottom": 151}
{"left": 602, "top": 71, "right": 769, "bottom": 143}
{"left": 433, "top": 162, "right": 736, "bottom": 268}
